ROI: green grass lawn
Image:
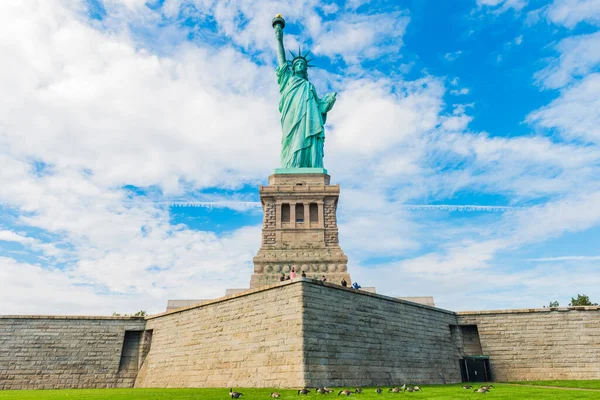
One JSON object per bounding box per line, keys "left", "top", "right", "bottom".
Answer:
{"left": 509, "top": 380, "right": 600, "bottom": 390}
{"left": 1, "top": 384, "right": 599, "bottom": 399}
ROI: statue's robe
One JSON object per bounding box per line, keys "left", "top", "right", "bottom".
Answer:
{"left": 276, "top": 64, "right": 329, "bottom": 168}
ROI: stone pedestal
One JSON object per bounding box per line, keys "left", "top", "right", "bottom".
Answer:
{"left": 250, "top": 172, "right": 350, "bottom": 288}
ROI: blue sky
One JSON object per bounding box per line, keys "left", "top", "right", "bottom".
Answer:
{"left": 1, "top": 0, "right": 600, "bottom": 315}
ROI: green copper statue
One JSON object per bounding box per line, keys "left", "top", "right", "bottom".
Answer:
{"left": 272, "top": 15, "right": 337, "bottom": 169}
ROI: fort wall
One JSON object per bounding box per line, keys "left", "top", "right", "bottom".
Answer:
{"left": 2, "top": 284, "right": 600, "bottom": 390}
{"left": 301, "top": 280, "right": 463, "bottom": 386}
{"left": 136, "top": 281, "right": 306, "bottom": 388}
{"left": 457, "top": 307, "right": 600, "bottom": 381}
{"left": 0, "top": 316, "right": 145, "bottom": 390}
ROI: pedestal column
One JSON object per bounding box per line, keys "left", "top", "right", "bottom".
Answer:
{"left": 250, "top": 172, "right": 350, "bottom": 288}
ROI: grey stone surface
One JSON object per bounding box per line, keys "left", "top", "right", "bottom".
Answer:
{"left": 2, "top": 285, "right": 600, "bottom": 390}
{"left": 301, "top": 280, "right": 461, "bottom": 386}
{"left": 458, "top": 307, "right": 600, "bottom": 381}
{"left": 0, "top": 316, "right": 145, "bottom": 390}
{"left": 137, "top": 281, "right": 305, "bottom": 388}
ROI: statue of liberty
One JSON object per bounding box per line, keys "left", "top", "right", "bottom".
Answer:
{"left": 272, "top": 15, "right": 337, "bottom": 169}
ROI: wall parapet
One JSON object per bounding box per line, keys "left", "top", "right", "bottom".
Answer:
{"left": 0, "top": 315, "right": 144, "bottom": 320}
{"left": 457, "top": 305, "right": 600, "bottom": 316}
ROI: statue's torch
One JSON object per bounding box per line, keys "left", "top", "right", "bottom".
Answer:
{"left": 272, "top": 14, "right": 285, "bottom": 29}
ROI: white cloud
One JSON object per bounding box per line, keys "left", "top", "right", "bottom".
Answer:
{"left": 535, "top": 32, "right": 600, "bottom": 89}
{"left": 444, "top": 50, "right": 463, "bottom": 62}
{"left": 477, "top": 0, "right": 529, "bottom": 13}
{"left": 531, "top": 255, "right": 600, "bottom": 261}
{"left": 352, "top": 191, "right": 600, "bottom": 310}
{"left": 450, "top": 88, "right": 470, "bottom": 95}
{"left": 0, "top": 230, "right": 37, "bottom": 246}
{"left": 514, "top": 34, "right": 523, "bottom": 45}
{"left": 312, "top": 12, "right": 410, "bottom": 63}
{"left": 546, "top": 0, "right": 600, "bottom": 28}
{"left": 155, "top": 1, "right": 410, "bottom": 65}
{"left": 528, "top": 73, "right": 600, "bottom": 143}
{"left": 428, "top": 130, "right": 600, "bottom": 199}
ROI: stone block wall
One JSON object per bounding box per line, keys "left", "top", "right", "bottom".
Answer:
{"left": 0, "top": 316, "right": 145, "bottom": 390}
{"left": 136, "top": 282, "right": 306, "bottom": 388}
{"left": 3, "top": 284, "right": 600, "bottom": 391}
{"left": 457, "top": 307, "right": 600, "bottom": 381}
{"left": 301, "top": 281, "right": 463, "bottom": 386}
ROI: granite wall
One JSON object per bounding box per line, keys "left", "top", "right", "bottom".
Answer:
{"left": 0, "top": 316, "right": 146, "bottom": 390}
{"left": 301, "top": 280, "right": 463, "bottom": 386}
{"left": 135, "top": 281, "right": 306, "bottom": 388}
{"left": 457, "top": 307, "right": 600, "bottom": 381}
{"left": 3, "top": 283, "right": 600, "bottom": 391}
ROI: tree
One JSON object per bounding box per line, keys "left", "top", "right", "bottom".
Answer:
{"left": 548, "top": 301, "right": 559, "bottom": 307}
{"left": 569, "top": 294, "right": 598, "bottom": 306}
{"left": 112, "top": 310, "right": 147, "bottom": 317}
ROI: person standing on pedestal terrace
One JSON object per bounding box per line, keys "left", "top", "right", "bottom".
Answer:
{"left": 272, "top": 15, "right": 337, "bottom": 168}
{"left": 290, "top": 267, "right": 296, "bottom": 280}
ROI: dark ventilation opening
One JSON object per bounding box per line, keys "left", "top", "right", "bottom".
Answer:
{"left": 281, "top": 203, "right": 290, "bottom": 223}
{"left": 309, "top": 203, "right": 318, "bottom": 223}
{"left": 296, "top": 203, "right": 304, "bottom": 223}
{"left": 118, "top": 330, "right": 143, "bottom": 374}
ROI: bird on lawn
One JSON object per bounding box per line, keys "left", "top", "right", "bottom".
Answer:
{"left": 375, "top": 388, "right": 383, "bottom": 394}
{"left": 388, "top": 387, "right": 401, "bottom": 393}
{"left": 316, "top": 388, "right": 328, "bottom": 394}
{"left": 355, "top": 388, "right": 363, "bottom": 394}
{"left": 298, "top": 388, "right": 311, "bottom": 395}
{"left": 406, "top": 387, "right": 414, "bottom": 392}
{"left": 474, "top": 388, "right": 489, "bottom": 393}
{"left": 401, "top": 384, "right": 406, "bottom": 391}
{"left": 270, "top": 392, "right": 280, "bottom": 398}
{"left": 462, "top": 385, "right": 472, "bottom": 389}
{"left": 480, "top": 385, "right": 494, "bottom": 390}
{"left": 413, "top": 386, "right": 422, "bottom": 392}
{"left": 229, "top": 388, "right": 243, "bottom": 398}
{"left": 338, "top": 390, "right": 353, "bottom": 396}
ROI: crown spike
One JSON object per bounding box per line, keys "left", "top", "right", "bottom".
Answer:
{"left": 289, "top": 50, "right": 296, "bottom": 59}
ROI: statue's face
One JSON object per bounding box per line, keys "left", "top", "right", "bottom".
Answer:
{"left": 293, "top": 59, "right": 307, "bottom": 74}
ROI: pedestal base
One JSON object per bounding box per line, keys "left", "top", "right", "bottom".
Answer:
{"left": 250, "top": 247, "right": 350, "bottom": 288}
{"left": 251, "top": 172, "right": 349, "bottom": 289}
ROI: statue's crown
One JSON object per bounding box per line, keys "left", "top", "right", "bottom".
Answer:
{"left": 289, "top": 48, "right": 315, "bottom": 68}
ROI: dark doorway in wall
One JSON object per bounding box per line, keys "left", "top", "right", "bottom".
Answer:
{"left": 118, "top": 330, "right": 142, "bottom": 374}
{"left": 460, "top": 356, "right": 491, "bottom": 382}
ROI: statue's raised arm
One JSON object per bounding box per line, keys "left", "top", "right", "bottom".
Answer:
{"left": 272, "top": 15, "right": 286, "bottom": 67}
{"left": 271, "top": 15, "right": 337, "bottom": 170}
